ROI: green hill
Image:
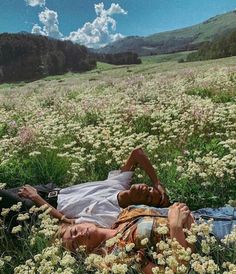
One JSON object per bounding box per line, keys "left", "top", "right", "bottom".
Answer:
{"left": 187, "top": 27, "right": 236, "bottom": 61}
{"left": 97, "top": 11, "right": 236, "bottom": 56}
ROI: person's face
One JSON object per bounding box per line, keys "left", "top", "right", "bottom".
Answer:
{"left": 60, "top": 223, "right": 98, "bottom": 253}
{"left": 128, "top": 184, "right": 162, "bottom": 206}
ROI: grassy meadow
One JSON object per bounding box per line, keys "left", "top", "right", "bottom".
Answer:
{"left": 141, "top": 51, "right": 194, "bottom": 64}
{"left": 0, "top": 54, "right": 236, "bottom": 273}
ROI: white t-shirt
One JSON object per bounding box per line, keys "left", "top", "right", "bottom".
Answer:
{"left": 57, "top": 170, "right": 133, "bottom": 227}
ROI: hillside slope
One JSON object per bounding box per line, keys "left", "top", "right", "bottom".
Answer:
{"left": 96, "top": 11, "right": 236, "bottom": 56}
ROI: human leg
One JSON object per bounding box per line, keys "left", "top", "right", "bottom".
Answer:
{"left": 193, "top": 207, "right": 236, "bottom": 239}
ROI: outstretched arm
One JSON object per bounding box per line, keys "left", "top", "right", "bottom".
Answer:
{"left": 18, "top": 185, "right": 74, "bottom": 224}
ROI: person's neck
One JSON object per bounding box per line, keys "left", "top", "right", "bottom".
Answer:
{"left": 117, "top": 190, "right": 131, "bottom": 208}
{"left": 99, "top": 227, "right": 117, "bottom": 238}
{"left": 93, "top": 227, "right": 119, "bottom": 250}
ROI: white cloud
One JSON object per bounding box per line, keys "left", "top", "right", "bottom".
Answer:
{"left": 94, "top": 2, "right": 105, "bottom": 16}
{"left": 107, "top": 3, "right": 128, "bottom": 16}
{"left": 31, "top": 24, "right": 46, "bottom": 35}
{"left": 66, "top": 2, "right": 127, "bottom": 48}
{"left": 94, "top": 2, "right": 127, "bottom": 16}
{"left": 32, "top": 8, "right": 63, "bottom": 39}
{"left": 110, "top": 33, "right": 124, "bottom": 42}
{"left": 29, "top": 2, "right": 126, "bottom": 48}
{"left": 25, "top": 0, "right": 45, "bottom": 7}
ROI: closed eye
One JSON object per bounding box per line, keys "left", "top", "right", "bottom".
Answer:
{"left": 72, "top": 240, "right": 77, "bottom": 252}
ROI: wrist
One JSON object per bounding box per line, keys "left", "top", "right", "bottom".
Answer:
{"left": 154, "top": 180, "right": 160, "bottom": 186}
{"left": 30, "top": 193, "right": 41, "bottom": 201}
{"left": 169, "top": 222, "right": 183, "bottom": 230}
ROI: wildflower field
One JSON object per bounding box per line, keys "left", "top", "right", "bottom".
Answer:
{"left": 0, "top": 55, "right": 236, "bottom": 273}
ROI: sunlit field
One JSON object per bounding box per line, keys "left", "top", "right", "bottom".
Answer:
{"left": 0, "top": 55, "right": 236, "bottom": 273}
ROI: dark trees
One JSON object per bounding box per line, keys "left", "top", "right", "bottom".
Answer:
{"left": 187, "top": 30, "right": 236, "bottom": 62}
{"left": 95, "top": 52, "right": 142, "bottom": 65}
{"left": 0, "top": 33, "right": 96, "bottom": 83}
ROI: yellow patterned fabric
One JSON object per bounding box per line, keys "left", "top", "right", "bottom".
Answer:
{"left": 112, "top": 205, "right": 166, "bottom": 228}
{"left": 104, "top": 206, "right": 169, "bottom": 254}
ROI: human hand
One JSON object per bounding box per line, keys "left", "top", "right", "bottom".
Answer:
{"left": 154, "top": 183, "right": 170, "bottom": 207}
{"left": 18, "top": 185, "right": 38, "bottom": 200}
{"left": 183, "top": 212, "right": 195, "bottom": 230}
{"left": 155, "top": 183, "right": 165, "bottom": 195}
{"left": 168, "top": 202, "right": 191, "bottom": 229}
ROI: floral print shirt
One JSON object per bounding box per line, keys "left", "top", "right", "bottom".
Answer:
{"left": 103, "top": 205, "right": 169, "bottom": 254}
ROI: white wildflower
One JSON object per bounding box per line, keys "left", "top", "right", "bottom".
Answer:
{"left": 156, "top": 224, "right": 169, "bottom": 235}
{"left": 111, "top": 263, "right": 128, "bottom": 274}
{"left": 125, "top": 243, "right": 135, "bottom": 252}
{"left": 11, "top": 225, "right": 22, "bottom": 234}
{"left": 141, "top": 238, "right": 149, "bottom": 246}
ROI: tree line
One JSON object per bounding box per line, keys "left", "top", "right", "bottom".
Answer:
{"left": 94, "top": 52, "right": 141, "bottom": 65}
{"left": 0, "top": 33, "right": 143, "bottom": 83}
{"left": 0, "top": 33, "right": 96, "bottom": 83}
{"left": 187, "top": 29, "right": 236, "bottom": 62}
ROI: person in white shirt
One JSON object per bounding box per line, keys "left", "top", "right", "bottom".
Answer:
{"left": 2, "top": 148, "right": 169, "bottom": 228}
{"left": 56, "top": 169, "right": 134, "bottom": 227}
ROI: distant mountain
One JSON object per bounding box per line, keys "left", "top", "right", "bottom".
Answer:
{"left": 96, "top": 10, "right": 236, "bottom": 56}
{"left": 18, "top": 31, "right": 30, "bottom": 34}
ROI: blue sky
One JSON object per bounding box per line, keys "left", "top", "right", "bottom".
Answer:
{"left": 1, "top": 0, "right": 236, "bottom": 48}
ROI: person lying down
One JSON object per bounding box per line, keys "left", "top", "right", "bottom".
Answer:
{"left": 1, "top": 148, "right": 169, "bottom": 230}
{"left": 59, "top": 203, "right": 236, "bottom": 274}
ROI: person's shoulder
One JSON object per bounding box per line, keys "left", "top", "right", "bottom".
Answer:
{"left": 107, "top": 170, "right": 122, "bottom": 179}
{"left": 107, "top": 169, "right": 133, "bottom": 184}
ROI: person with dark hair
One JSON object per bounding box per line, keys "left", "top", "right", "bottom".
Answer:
{"left": 0, "top": 148, "right": 170, "bottom": 229}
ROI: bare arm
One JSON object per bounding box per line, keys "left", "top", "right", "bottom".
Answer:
{"left": 168, "top": 203, "right": 195, "bottom": 251}
{"left": 142, "top": 261, "right": 158, "bottom": 274}
{"left": 18, "top": 185, "right": 74, "bottom": 224}
{"left": 136, "top": 249, "right": 160, "bottom": 274}
{"left": 121, "top": 148, "right": 169, "bottom": 206}
{"left": 121, "top": 148, "right": 160, "bottom": 184}
{"left": 120, "top": 148, "right": 139, "bottom": 172}
{"left": 138, "top": 203, "right": 194, "bottom": 274}
{"left": 137, "top": 250, "right": 163, "bottom": 274}
{"left": 139, "top": 204, "right": 194, "bottom": 274}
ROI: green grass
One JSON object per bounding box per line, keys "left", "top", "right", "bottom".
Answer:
{"left": 0, "top": 81, "right": 26, "bottom": 89}
{"left": 186, "top": 87, "right": 236, "bottom": 103}
{"left": 141, "top": 51, "right": 195, "bottom": 64}
{"left": 147, "top": 11, "right": 236, "bottom": 44}
{"left": 95, "top": 62, "right": 117, "bottom": 70}
{"left": 0, "top": 51, "right": 236, "bottom": 274}
{"left": 42, "top": 71, "right": 78, "bottom": 82}
{"left": 0, "top": 54, "right": 236, "bottom": 207}
{"left": 0, "top": 149, "right": 72, "bottom": 188}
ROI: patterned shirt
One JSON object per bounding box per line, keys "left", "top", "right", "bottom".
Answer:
{"left": 102, "top": 205, "right": 169, "bottom": 254}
